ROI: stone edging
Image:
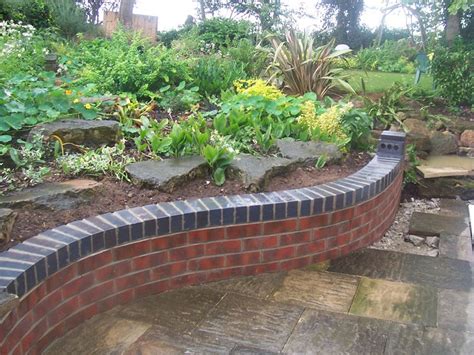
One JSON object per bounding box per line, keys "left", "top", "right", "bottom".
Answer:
{"left": 0, "top": 131, "right": 405, "bottom": 354}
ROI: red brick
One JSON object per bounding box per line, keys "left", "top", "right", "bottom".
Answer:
{"left": 94, "top": 261, "right": 132, "bottom": 282}
{"left": 242, "top": 262, "right": 279, "bottom": 275}
{"left": 205, "top": 267, "right": 243, "bottom": 282}
{"left": 295, "top": 240, "right": 326, "bottom": 256}
{"left": 169, "top": 245, "right": 205, "bottom": 261}
{"left": 79, "top": 280, "right": 115, "bottom": 307}
{"left": 4, "top": 313, "right": 33, "bottom": 352}
{"left": 280, "top": 256, "right": 312, "bottom": 270}
{"left": 34, "top": 322, "right": 66, "bottom": 355}
{"left": 279, "top": 231, "right": 311, "bottom": 246}
{"left": 46, "top": 264, "right": 78, "bottom": 293}
{"left": 34, "top": 288, "right": 63, "bottom": 320}
{"left": 61, "top": 273, "right": 95, "bottom": 300}
{"left": 47, "top": 297, "right": 79, "bottom": 328}
{"left": 298, "top": 214, "right": 330, "bottom": 230}
{"left": 63, "top": 304, "right": 98, "bottom": 335}
{"left": 205, "top": 240, "right": 241, "bottom": 255}
{"left": 114, "top": 240, "right": 151, "bottom": 261}
{"left": 150, "top": 233, "right": 187, "bottom": 251}
{"left": 263, "top": 220, "right": 297, "bottom": 235}
{"left": 331, "top": 208, "right": 355, "bottom": 224}
{"left": 243, "top": 236, "right": 278, "bottom": 251}
{"left": 16, "top": 283, "right": 47, "bottom": 320}
{"left": 227, "top": 224, "right": 261, "bottom": 239}
{"left": 150, "top": 261, "right": 187, "bottom": 281}
{"left": 132, "top": 251, "right": 168, "bottom": 271}
{"left": 169, "top": 273, "right": 206, "bottom": 289}
{"left": 188, "top": 228, "right": 225, "bottom": 243}
{"left": 97, "top": 289, "right": 135, "bottom": 313}
{"left": 135, "top": 280, "right": 170, "bottom": 298}
{"left": 114, "top": 270, "right": 150, "bottom": 292}
{"left": 226, "top": 252, "right": 260, "bottom": 266}
{"left": 77, "top": 250, "right": 113, "bottom": 275}
{"left": 262, "top": 246, "right": 295, "bottom": 262}
{"left": 188, "top": 256, "right": 225, "bottom": 271}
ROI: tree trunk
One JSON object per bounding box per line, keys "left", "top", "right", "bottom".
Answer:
{"left": 198, "top": 0, "right": 206, "bottom": 21}
{"left": 446, "top": 13, "right": 460, "bottom": 46}
{"left": 119, "top": 0, "right": 135, "bottom": 29}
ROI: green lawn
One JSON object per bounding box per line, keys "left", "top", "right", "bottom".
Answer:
{"left": 345, "top": 70, "right": 434, "bottom": 93}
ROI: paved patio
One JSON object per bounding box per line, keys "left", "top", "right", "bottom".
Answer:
{"left": 45, "top": 200, "right": 474, "bottom": 354}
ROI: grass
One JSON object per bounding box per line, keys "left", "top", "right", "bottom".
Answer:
{"left": 345, "top": 70, "right": 434, "bottom": 94}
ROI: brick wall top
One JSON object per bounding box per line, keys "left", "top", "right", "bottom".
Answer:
{"left": 0, "top": 131, "right": 405, "bottom": 301}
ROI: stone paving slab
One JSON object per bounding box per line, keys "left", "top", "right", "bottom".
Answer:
{"left": 401, "top": 253, "right": 473, "bottom": 290}
{"left": 439, "top": 233, "right": 473, "bottom": 261}
{"left": 409, "top": 212, "right": 470, "bottom": 237}
{"left": 272, "top": 270, "right": 360, "bottom": 312}
{"left": 283, "top": 309, "right": 391, "bottom": 354}
{"left": 328, "top": 248, "right": 405, "bottom": 281}
{"left": 112, "top": 287, "right": 225, "bottom": 334}
{"left": 205, "top": 272, "right": 286, "bottom": 300}
{"left": 438, "top": 288, "right": 474, "bottom": 332}
{"left": 350, "top": 278, "right": 437, "bottom": 326}
{"left": 44, "top": 314, "right": 151, "bottom": 355}
{"left": 439, "top": 199, "right": 469, "bottom": 219}
{"left": 193, "top": 293, "right": 304, "bottom": 353}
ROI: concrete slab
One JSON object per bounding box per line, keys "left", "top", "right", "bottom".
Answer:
{"left": 272, "top": 270, "right": 359, "bottom": 312}
{"left": 194, "top": 293, "right": 303, "bottom": 353}
{"left": 409, "top": 212, "right": 470, "bottom": 237}
{"left": 438, "top": 288, "right": 474, "bottom": 333}
{"left": 113, "top": 287, "right": 225, "bottom": 334}
{"left": 206, "top": 272, "right": 286, "bottom": 300}
{"left": 283, "top": 309, "right": 390, "bottom": 354}
{"left": 417, "top": 156, "right": 474, "bottom": 179}
{"left": 328, "top": 249, "right": 405, "bottom": 282}
{"left": 44, "top": 314, "right": 151, "bottom": 355}
{"left": 439, "top": 199, "right": 469, "bottom": 219}
{"left": 350, "top": 278, "right": 437, "bottom": 326}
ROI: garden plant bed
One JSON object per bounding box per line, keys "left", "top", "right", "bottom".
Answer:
{"left": 4, "top": 152, "right": 371, "bottom": 250}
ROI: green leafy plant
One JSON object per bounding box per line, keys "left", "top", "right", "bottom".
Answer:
{"left": 340, "top": 108, "right": 373, "bottom": 150}
{"left": 267, "top": 31, "right": 354, "bottom": 98}
{"left": 158, "top": 81, "right": 201, "bottom": 112}
{"left": 201, "top": 132, "right": 237, "bottom": 186}
{"left": 404, "top": 144, "right": 420, "bottom": 185}
{"left": 315, "top": 155, "right": 327, "bottom": 169}
{"left": 58, "top": 142, "right": 135, "bottom": 181}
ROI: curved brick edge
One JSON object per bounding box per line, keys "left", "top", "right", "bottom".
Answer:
{"left": 0, "top": 131, "right": 405, "bottom": 354}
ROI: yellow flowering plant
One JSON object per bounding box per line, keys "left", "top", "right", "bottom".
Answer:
{"left": 234, "top": 79, "right": 283, "bottom": 100}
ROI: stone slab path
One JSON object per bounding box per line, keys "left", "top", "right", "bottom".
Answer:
{"left": 45, "top": 202, "right": 474, "bottom": 354}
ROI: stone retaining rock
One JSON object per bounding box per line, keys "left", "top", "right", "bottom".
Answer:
{"left": 460, "top": 130, "right": 474, "bottom": 148}
{"left": 0, "top": 180, "right": 102, "bottom": 210}
{"left": 126, "top": 157, "right": 208, "bottom": 193}
{"left": 29, "top": 119, "right": 121, "bottom": 148}
{"left": 276, "top": 139, "right": 341, "bottom": 165}
{"left": 0, "top": 209, "right": 17, "bottom": 245}
{"left": 430, "top": 131, "right": 458, "bottom": 156}
{"left": 228, "top": 154, "right": 295, "bottom": 192}
{"left": 403, "top": 119, "right": 431, "bottom": 152}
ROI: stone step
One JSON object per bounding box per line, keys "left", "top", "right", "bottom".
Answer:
{"left": 439, "top": 198, "right": 469, "bottom": 219}
{"left": 416, "top": 155, "right": 474, "bottom": 179}
{"left": 439, "top": 233, "right": 473, "bottom": 262}
{"left": 408, "top": 211, "right": 470, "bottom": 238}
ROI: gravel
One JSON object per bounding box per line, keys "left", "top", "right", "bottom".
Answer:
{"left": 370, "top": 198, "right": 441, "bottom": 257}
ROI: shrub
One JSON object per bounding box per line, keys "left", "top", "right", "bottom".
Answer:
{"left": 267, "top": 31, "right": 354, "bottom": 98}
{"left": 192, "top": 56, "right": 247, "bottom": 97}
{"left": 234, "top": 79, "right": 283, "bottom": 100}
{"left": 0, "top": 0, "right": 52, "bottom": 29}
{"left": 46, "top": 0, "right": 90, "bottom": 38}
{"left": 197, "top": 18, "right": 253, "bottom": 49}
{"left": 355, "top": 40, "right": 417, "bottom": 73}
{"left": 73, "top": 29, "right": 191, "bottom": 98}
{"left": 431, "top": 42, "right": 473, "bottom": 106}
{"left": 224, "top": 38, "right": 268, "bottom": 77}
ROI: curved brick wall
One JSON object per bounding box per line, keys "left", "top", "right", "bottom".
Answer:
{"left": 0, "top": 131, "right": 405, "bottom": 354}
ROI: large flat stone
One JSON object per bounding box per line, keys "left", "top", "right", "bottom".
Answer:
{"left": 439, "top": 199, "right": 469, "bottom": 219}
{"left": 126, "top": 157, "right": 208, "bottom": 192}
{"left": 409, "top": 212, "right": 470, "bottom": 237}
{"left": 0, "top": 208, "right": 17, "bottom": 245}
{"left": 417, "top": 156, "right": 474, "bottom": 178}
{"left": 276, "top": 139, "right": 341, "bottom": 164}
{"left": 206, "top": 273, "right": 286, "bottom": 300}
{"left": 194, "top": 293, "right": 303, "bottom": 352}
{"left": 228, "top": 154, "right": 295, "bottom": 192}
{"left": 438, "top": 288, "right": 474, "bottom": 332}
{"left": 283, "top": 309, "right": 390, "bottom": 354}
{"left": 328, "top": 249, "right": 405, "bottom": 282}
{"left": 349, "top": 278, "right": 437, "bottom": 326}
{"left": 29, "top": 119, "right": 121, "bottom": 148}
{"left": 439, "top": 233, "right": 473, "bottom": 262}
{"left": 0, "top": 179, "right": 102, "bottom": 210}
{"left": 44, "top": 314, "right": 151, "bottom": 355}
{"left": 272, "top": 270, "right": 359, "bottom": 312}
{"left": 113, "top": 287, "right": 225, "bottom": 334}
{"left": 400, "top": 253, "right": 473, "bottom": 290}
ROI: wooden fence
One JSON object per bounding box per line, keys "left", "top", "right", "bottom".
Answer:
{"left": 103, "top": 11, "right": 158, "bottom": 41}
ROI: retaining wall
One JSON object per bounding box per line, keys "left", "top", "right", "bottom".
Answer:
{"left": 0, "top": 131, "right": 406, "bottom": 354}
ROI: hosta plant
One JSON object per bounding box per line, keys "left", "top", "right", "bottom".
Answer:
{"left": 267, "top": 31, "right": 354, "bottom": 98}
